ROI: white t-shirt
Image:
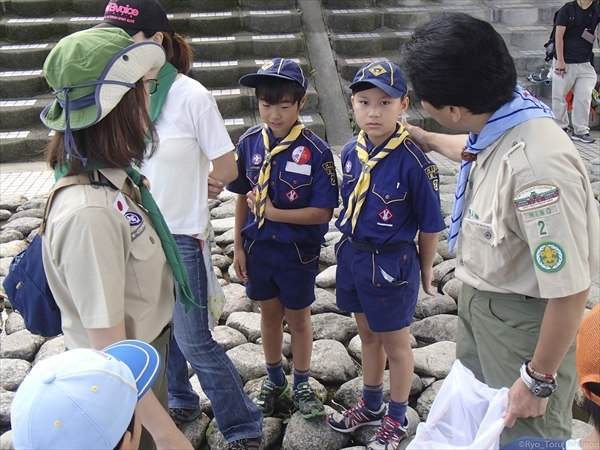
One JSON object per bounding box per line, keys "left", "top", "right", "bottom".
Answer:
{"left": 141, "top": 75, "right": 234, "bottom": 238}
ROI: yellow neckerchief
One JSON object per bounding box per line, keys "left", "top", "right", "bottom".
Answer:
{"left": 339, "top": 122, "right": 409, "bottom": 232}
{"left": 254, "top": 121, "right": 305, "bottom": 228}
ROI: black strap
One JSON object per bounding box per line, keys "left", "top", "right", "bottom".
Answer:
{"left": 437, "top": 267, "right": 456, "bottom": 295}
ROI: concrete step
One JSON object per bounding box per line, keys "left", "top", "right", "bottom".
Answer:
{"left": 330, "top": 29, "right": 411, "bottom": 56}
{"left": 0, "top": 56, "right": 311, "bottom": 99}
{"left": 0, "top": 0, "right": 236, "bottom": 17}
{"left": 188, "top": 57, "right": 310, "bottom": 89}
{"left": 0, "top": 32, "right": 306, "bottom": 70}
{"left": 0, "top": 110, "right": 327, "bottom": 163}
{"left": 0, "top": 84, "right": 322, "bottom": 131}
{"left": 0, "top": 0, "right": 297, "bottom": 18}
{"left": 0, "top": 10, "right": 302, "bottom": 42}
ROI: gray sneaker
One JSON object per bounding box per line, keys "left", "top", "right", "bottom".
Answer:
{"left": 571, "top": 133, "right": 595, "bottom": 143}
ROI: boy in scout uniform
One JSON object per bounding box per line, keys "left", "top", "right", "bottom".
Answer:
{"left": 326, "top": 61, "right": 445, "bottom": 450}
{"left": 227, "top": 58, "right": 339, "bottom": 419}
{"left": 401, "top": 13, "right": 599, "bottom": 445}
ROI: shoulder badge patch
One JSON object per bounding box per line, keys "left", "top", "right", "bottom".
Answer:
{"left": 514, "top": 185, "right": 559, "bottom": 212}
{"left": 533, "top": 242, "right": 565, "bottom": 273}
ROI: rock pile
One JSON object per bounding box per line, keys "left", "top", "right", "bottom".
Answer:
{"left": 1, "top": 161, "right": 598, "bottom": 449}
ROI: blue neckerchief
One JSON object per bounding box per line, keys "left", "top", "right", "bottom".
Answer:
{"left": 447, "top": 85, "right": 554, "bottom": 253}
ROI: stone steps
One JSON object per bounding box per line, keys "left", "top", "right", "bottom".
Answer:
{"left": 0, "top": 10, "right": 302, "bottom": 42}
{"left": 1, "top": 0, "right": 599, "bottom": 163}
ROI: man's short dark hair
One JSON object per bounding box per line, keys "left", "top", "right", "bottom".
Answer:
{"left": 255, "top": 77, "right": 305, "bottom": 106}
{"left": 401, "top": 12, "right": 517, "bottom": 114}
{"left": 584, "top": 383, "right": 600, "bottom": 432}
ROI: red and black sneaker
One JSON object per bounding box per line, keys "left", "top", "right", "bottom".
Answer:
{"left": 326, "top": 398, "right": 386, "bottom": 433}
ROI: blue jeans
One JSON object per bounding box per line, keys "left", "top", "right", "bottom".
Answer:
{"left": 168, "top": 234, "right": 263, "bottom": 442}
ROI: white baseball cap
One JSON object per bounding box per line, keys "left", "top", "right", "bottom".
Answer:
{"left": 11, "top": 340, "right": 161, "bottom": 449}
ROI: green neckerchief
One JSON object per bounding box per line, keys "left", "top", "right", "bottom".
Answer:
{"left": 54, "top": 163, "right": 199, "bottom": 312}
{"left": 149, "top": 62, "right": 178, "bottom": 123}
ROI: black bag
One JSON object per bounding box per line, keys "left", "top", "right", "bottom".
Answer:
{"left": 544, "top": 1, "right": 577, "bottom": 61}
{"left": 2, "top": 234, "right": 62, "bottom": 337}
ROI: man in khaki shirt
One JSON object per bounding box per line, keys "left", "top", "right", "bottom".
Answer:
{"left": 401, "top": 13, "right": 599, "bottom": 445}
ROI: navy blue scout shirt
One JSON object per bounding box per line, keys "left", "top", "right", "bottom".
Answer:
{"left": 336, "top": 131, "right": 445, "bottom": 244}
{"left": 227, "top": 125, "right": 339, "bottom": 245}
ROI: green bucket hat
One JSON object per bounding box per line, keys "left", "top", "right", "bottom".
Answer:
{"left": 41, "top": 27, "right": 165, "bottom": 133}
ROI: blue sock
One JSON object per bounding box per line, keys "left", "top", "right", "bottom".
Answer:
{"left": 388, "top": 399, "right": 408, "bottom": 425}
{"left": 293, "top": 368, "right": 310, "bottom": 390}
{"left": 362, "top": 383, "right": 383, "bottom": 412}
{"left": 266, "top": 360, "right": 285, "bottom": 387}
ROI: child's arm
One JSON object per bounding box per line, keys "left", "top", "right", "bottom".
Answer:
{"left": 263, "top": 194, "right": 333, "bottom": 225}
{"left": 418, "top": 231, "right": 440, "bottom": 296}
{"left": 232, "top": 194, "right": 250, "bottom": 282}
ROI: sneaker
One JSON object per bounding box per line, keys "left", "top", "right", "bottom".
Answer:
{"left": 293, "top": 381, "right": 326, "bottom": 419}
{"left": 327, "top": 398, "right": 387, "bottom": 433}
{"left": 366, "top": 415, "right": 408, "bottom": 450}
{"left": 169, "top": 407, "right": 202, "bottom": 428}
{"left": 571, "top": 133, "right": 595, "bottom": 143}
{"left": 253, "top": 378, "right": 290, "bottom": 417}
{"left": 226, "top": 438, "right": 261, "bottom": 450}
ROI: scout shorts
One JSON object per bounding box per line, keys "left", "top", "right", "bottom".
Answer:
{"left": 335, "top": 237, "right": 420, "bottom": 332}
{"left": 244, "top": 239, "right": 320, "bottom": 310}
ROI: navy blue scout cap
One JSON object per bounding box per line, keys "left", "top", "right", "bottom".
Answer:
{"left": 239, "top": 58, "right": 308, "bottom": 92}
{"left": 349, "top": 61, "right": 407, "bottom": 99}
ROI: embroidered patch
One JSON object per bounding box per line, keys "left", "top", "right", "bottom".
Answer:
{"left": 345, "top": 161, "right": 352, "bottom": 173}
{"left": 286, "top": 189, "right": 299, "bottom": 202}
{"left": 131, "top": 222, "right": 146, "bottom": 241}
{"left": 424, "top": 165, "right": 438, "bottom": 181}
{"left": 514, "top": 185, "right": 560, "bottom": 211}
{"left": 521, "top": 204, "right": 560, "bottom": 221}
{"left": 322, "top": 161, "right": 337, "bottom": 186}
{"left": 534, "top": 242, "right": 565, "bottom": 273}
{"left": 251, "top": 153, "right": 263, "bottom": 166}
{"left": 261, "top": 60, "right": 275, "bottom": 71}
{"left": 112, "top": 192, "right": 129, "bottom": 215}
{"left": 368, "top": 64, "right": 387, "bottom": 77}
{"left": 292, "top": 146, "right": 311, "bottom": 164}
{"left": 432, "top": 179, "right": 439, "bottom": 191}
{"left": 124, "top": 212, "right": 143, "bottom": 227}
{"left": 378, "top": 207, "right": 394, "bottom": 222}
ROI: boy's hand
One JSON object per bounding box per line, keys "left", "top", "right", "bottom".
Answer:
{"left": 246, "top": 190, "right": 257, "bottom": 211}
{"left": 208, "top": 176, "right": 225, "bottom": 199}
{"left": 233, "top": 250, "right": 249, "bottom": 282}
{"left": 421, "top": 268, "right": 436, "bottom": 296}
{"left": 401, "top": 118, "right": 432, "bottom": 153}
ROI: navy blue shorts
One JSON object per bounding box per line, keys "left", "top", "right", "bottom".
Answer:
{"left": 335, "top": 237, "right": 420, "bottom": 332}
{"left": 244, "top": 239, "right": 320, "bottom": 310}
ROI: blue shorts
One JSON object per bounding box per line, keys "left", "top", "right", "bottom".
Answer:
{"left": 335, "top": 237, "right": 420, "bottom": 332}
{"left": 244, "top": 239, "right": 320, "bottom": 310}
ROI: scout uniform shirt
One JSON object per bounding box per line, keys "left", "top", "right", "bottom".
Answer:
{"left": 336, "top": 133, "right": 445, "bottom": 244}
{"left": 42, "top": 168, "right": 174, "bottom": 350}
{"left": 227, "top": 125, "right": 339, "bottom": 245}
{"left": 455, "top": 117, "right": 599, "bottom": 299}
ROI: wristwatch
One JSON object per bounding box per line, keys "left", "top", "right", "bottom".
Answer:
{"left": 520, "top": 363, "right": 557, "bottom": 398}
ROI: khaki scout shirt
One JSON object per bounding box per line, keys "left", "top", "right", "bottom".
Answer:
{"left": 42, "top": 168, "right": 174, "bottom": 349}
{"left": 456, "top": 117, "right": 599, "bottom": 299}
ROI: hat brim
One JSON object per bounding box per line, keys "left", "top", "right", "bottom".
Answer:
{"left": 239, "top": 72, "right": 305, "bottom": 90}
{"left": 349, "top": 80, "right": 405, "bottom": 99}
{"left": 102, "top": 340, "right": 162, "bottom": 400}
{"left": 41, "top": 40, "right": 165, "bottom": 131}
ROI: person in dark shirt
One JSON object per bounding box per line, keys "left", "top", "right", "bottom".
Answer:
{"left": 552, "top": 0, "right": 600, "bottom": 143}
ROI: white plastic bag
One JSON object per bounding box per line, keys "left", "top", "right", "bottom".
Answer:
{"left": 407, "top": 360, "right": 509, "bottom": 450}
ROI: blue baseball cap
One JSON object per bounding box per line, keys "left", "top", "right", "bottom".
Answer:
{"left": 239, "top": 58, "right": 308, "bottom": 92}
{"left": 11, "top": 340, "right": 161, "bottom": 449}
{"left": 349, "top": 60, "right": 408, "bottom": 98}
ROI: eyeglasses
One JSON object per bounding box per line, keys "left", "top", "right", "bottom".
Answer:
{"left": 138, "top": 78, "right": 159, "bottom": 95}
